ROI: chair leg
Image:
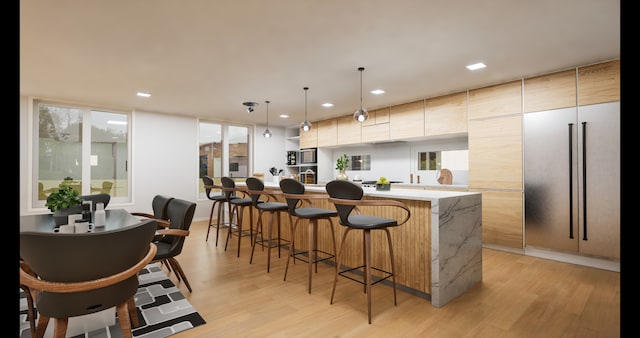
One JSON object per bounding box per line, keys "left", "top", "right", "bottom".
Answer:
{"left": 331, "top": 227, "right": 352, "bottom": 305}
{"left": 21, "top": 285, "right": 37, "bottom": 334}
{"left": 384, "top": 228, "right": 398, "bottom": 306}
{"left": 116, "top": 301, "right": 134, "bottom": 338}
{"left": 284, "top": 218, "right": 301, "bottom": 281}
{"left": 34, "top": 314, "right": 51, "bottom": 338}
{"left": 364, "top": 229, "right": 372, "bottom": 324}
{"left": 52, "top": 317, "right": 69, "bottom": 338}
{"left": 205, "top": 200, "right": 216, "bottom": 241}
{"left": 127, "top": 297, "right": 140, "bottom": 328}
{"left": 308, "top": 219, "right": 316, "bottom": 293}
{"left": 168, "top": 257, "right": 192, "bottom": 293}
{"left": 225, "top": 205, "right": 238, "bottom": 252}
{"left": 250, "top": 210, "right": 265, "bottom": 264}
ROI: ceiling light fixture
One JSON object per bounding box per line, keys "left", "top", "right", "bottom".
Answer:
{"left": 263, "top": 100, "right": 272, "bottom": 138}
{"left": 300, "top": 87, "right": 312, "bottom": 132}
{"left": 243, "top": 101, "right": 259, "bottom": 113}
{"left": 353, "top": 67, "right": 369, "bottom": 122}
{"left": 466, "top": 62, "right": 486, "bottom": 71}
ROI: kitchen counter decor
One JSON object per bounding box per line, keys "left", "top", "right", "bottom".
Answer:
{"left": 335, "top": 153, "right": 349, "bottom": 180}
{"left": 375, "top": 176, "right": 391, "bottom": 191}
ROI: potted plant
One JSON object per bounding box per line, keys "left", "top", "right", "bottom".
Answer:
{"left": 45, "top": 185, "right": 83, "bottom": 225}
{"left": 335, "top": 154, "right": 349, "bottom": 180}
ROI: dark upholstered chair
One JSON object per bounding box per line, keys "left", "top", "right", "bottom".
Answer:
{"left": 202, "top": 175, "right": 236, "bottom": 245}
{"left": 79, "top": 193, "right": 111, "bottom": 211}
{"left": 221, "top": 176, "right": 259, "bottom": 257}
{"left": 279, "top": 178, "right": 338, "bottom": 294}
{"left": 325, "top": 180, "right": 411, "bottom": 324}
{"left": 245, "top": 177, "right": 291, "bottom": 272}
{"left": 152, "top": 198, "right": 196, "bottom": 293}
{"left": 131, "top": 194, "right": 174, "bottom": 229}
{"left": 19, "top": 219, "right": 158, "bottom": 338}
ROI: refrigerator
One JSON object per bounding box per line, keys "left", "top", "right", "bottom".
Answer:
{"left": 524, "top": 101, "right": 620, "bottom": 260}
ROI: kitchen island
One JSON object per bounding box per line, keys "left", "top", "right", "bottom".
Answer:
{"left": 253, "top": 181, "right": 482, "bottom": 308}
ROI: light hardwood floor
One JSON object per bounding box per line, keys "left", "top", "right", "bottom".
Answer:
{"left": 170, "top": 219, "right": 620, "bottom": 337}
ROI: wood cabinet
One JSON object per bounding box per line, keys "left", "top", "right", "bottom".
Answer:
{"left": 578, "top": 59, "right": 620, "bottom": 105}
{"left": 361, "top": 107, "right": 390, "bottom": 143}
{"left": 336, "top": 115, "right": 361, "bottom": 145}
{"left": 470, "top": 190, "right": 523, "bottom": 249}
{"left": 389, "top": 100, "right": 424, "bottom": 139}
{"left": 468, "top": 81, "right": 522, "bottom": 119}
{"left": 523, "top": 69, "right": 577, "bottom": 113}
{"left": 316, "top": 119, "right": 337, "bottom": 147}
{"left": 425, "top": 92, "right": 467, "bottom": 136}
{"left": 299, "top": 126, "right": 317, "bottom": 149}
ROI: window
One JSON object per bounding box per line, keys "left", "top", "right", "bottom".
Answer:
{"left": 32, "top": 100, "right": 130, "bottom": 209}
{"left": 198, "top": 122, "right": 250, "bottom": 198}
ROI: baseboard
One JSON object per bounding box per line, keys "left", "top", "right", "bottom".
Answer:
{"left": 484, "top": 244, "right": 619, "bottom": 272}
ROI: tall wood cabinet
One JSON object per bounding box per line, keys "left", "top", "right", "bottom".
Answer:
{"left": 468, "top": 80, "right": 524, "bottom": 250}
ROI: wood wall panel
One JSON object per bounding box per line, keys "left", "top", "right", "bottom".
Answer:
{"left": 468, "top": 81, "right": 522, "bottom": 119}
{"left": 523, "top": 69, "right": 577, "bottom": 112}
{"left": 578, "top": 59, "right": 620, "bottom": 105}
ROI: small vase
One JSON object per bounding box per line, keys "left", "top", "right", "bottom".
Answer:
{"left": 336, "top": 169, "right": 349, "bottom": 181}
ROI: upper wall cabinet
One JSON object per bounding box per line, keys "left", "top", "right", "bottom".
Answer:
{"left": 361, "top": 107, "right": 390, "bottom": 143}
{"left": 578, "top": 59, "right": 620, "bottom": 106}
{"left": 389, "top": 100, "right": 424, "bottom": 139}
{"left": 316, "top": 119, "right": 338, "bottom": 147}
{"left": 337, "top": 115, "right": 362, "bottom": 145}
{"left": 425, "top": 92, "right": 467, "bottom": 136}
{"left": 468, "top": 81, "right": 522, "bottom": 120}
{"left": 299, "top": 126, "right": 318, "bottom": 149}
{"left": 523, "top": 69, "right": 577, "bottom": 113}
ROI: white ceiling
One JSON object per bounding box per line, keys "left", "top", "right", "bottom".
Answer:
{"left": 20, "top": 0, "right": 620, "bottom": 129}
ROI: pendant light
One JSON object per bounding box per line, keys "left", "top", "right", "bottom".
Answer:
{"left": 353, "top": 67, "right": 369, "bottom": 122}
{"left": 299, "top": 87, "right": 312, "bottom": 132}
{"left": 263, "top": 100, "right": 272, "bottom": 138}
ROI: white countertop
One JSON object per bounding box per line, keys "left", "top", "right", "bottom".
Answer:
{"left": 258, "top": 181, "right": 477, "bottom": 202}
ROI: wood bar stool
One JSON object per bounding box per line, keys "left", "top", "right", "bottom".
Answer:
{"left": 280, "top": 178, "right": 338, "bottom": 294}
{"left": 245, "top": 177, "right": 291, "bottom": 272}
{"left": 202, "top": 175, "right": 236, "bottom": 246}
{"left": 221, "top": 176, "right": 259, "bottom": 257}
{"left": 326, "top": 179, "right": 411, "bottom": 324}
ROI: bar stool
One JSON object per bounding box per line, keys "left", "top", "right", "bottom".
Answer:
{"left": 221, "top": 176, "right": 258, "bottom": 257}
{"left": 202, "top": 175, "right": 236, "bottom": 246}
{"left": 245, "top": 177, "right": 291, "bottom": 272}
{"left": 280, "top": 178, "right": 338, "bottom": 294}
{"left": 325, "top": 180, "right": 411, "bottom": 324}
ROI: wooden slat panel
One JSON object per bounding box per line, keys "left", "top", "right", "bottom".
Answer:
{"left": 524, "top": 69, "right": 577, "bottom": 112}
{"left": 578, "top": 59, "right": 620, "bottom": 105}
{"left": 468, "top": 81, "right": 522, "bottom": 119}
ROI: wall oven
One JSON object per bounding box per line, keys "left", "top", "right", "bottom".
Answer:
{"left": 299, "top": 148, "right": 317, "bottom": 164}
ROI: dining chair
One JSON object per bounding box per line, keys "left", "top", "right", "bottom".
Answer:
{"left": 19, "top": 219, "right": 158, "bottom": 338}
{"left": 279, "top": 178, "right": 338, "bottom": 294}
{"left": 245, "top": 177, "right": 291, "bottom": 272}
{"left": 202, "top": 175, "right": 236, "bottom": 246}
{"left": 152, "top": 198, "right": 197, "bottom": 293}
{"left": 325, "top": 179, "right": 411, "bottom": 324}
{"left": 221, "top": 176, "right": 259, "bottom": 257}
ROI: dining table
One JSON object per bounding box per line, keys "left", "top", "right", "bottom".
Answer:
{"left": 20, "top": 209, "right": 143, "bottom": 233}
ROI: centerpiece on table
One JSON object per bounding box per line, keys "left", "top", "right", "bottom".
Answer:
{"left": 45, "top": 185, "right": 83, "bottom": 226}
{"left": 335, "top": 154, "right": 349, "bottom": 180}
{"left": 375, "top": 176, "right": 391, "bottom": 191}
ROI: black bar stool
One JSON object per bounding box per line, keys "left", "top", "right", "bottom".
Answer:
{"left": 202, "top": 176, "right": 236, "bottom": 246}
{"left": 326, "top": 179, "right": 411, "bottom": 324}
{"left": 280, "top": 178, "right": 338, "bottom": 294}
{"left": 221, "top": 176, "right": 258, "bottom": 257}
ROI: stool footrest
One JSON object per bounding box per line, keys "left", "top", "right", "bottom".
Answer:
{"left": 291, "top": 249, "right": 335, "bottom": 265}
{"left": 338, "top": 265, "right": 393, "bottom": 286}
{"left": 254, "top": 236, "right": 291, "bottom": 249}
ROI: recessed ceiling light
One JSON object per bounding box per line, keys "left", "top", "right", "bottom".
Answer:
{"left": 279, "top": 114, "right": 289, "bottom": 118}
{"left": 466, "top": 63, "right": 486, "bottom": 71}
{"left": 370, "top": 89, "right": 385, "bottom": 95}
{"left": 136, "top": 92, "right": 151, "bottom": 98}
{"left": 321, "top": 103, "right": 334, "bottom": 107}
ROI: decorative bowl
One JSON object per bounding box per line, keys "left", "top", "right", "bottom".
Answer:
{"left": 376, "top": 183, "right": 390, "bottom": 191}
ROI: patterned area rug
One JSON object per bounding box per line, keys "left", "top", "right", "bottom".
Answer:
{"left": 19, "top": 264, "right": 206, "bottom": 337}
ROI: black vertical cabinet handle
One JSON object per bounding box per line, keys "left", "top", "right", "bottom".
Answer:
{"left": 568, "top": 123, "right": 574, "bottom": 239}
{"left": 582, "top": 121, "right": 588, "bottom": 241}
